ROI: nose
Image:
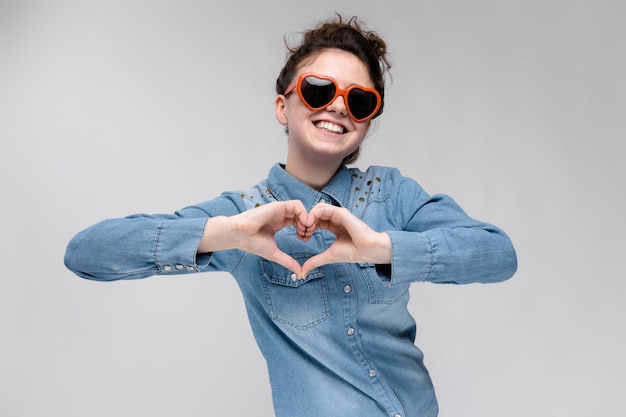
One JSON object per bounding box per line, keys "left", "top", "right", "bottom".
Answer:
{"left": 325, "top": 94, "right": 348, "bottom": 118}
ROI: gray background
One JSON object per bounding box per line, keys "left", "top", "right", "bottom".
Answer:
{"left": 1, "top": 0, "right": 624, "bottom": 416}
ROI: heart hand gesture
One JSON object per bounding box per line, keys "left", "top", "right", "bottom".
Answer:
{"left": 199, "top": 200, "right": 391, "bottom": 278}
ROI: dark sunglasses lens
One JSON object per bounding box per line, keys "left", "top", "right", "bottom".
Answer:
{"left": 301, "top": 76, "right": 336, "bottom": 108}
{"left": 348, "top": 89, "right": 378, "bottom": 120}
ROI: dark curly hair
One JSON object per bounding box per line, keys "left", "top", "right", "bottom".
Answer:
{"left": 276, "top": 15, "right": 391, "bottom": 164}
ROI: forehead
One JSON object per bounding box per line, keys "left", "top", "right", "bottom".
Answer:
{"left": 296, "top": 49, "right": 373, "bottom": 88}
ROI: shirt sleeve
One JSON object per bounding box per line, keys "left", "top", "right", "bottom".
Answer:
{"left": 64, "top": 192, "right": 247, "bottom": 281}
{"left": 385, "top": 168, "right": 518, "bottom": 286}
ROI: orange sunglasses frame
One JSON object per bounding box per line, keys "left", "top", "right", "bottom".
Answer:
{"left": 284, "top": 72, "right": 382, "bottom": 122}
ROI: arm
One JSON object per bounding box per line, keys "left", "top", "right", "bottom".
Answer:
{"left": 64, "top": 197, "right": 311, "bottom": 281}
{"left": 388, "top": 170, "right": 518, "bottom": 285}
{"left": 64, "top": 208, "right": 216, "bottom": 281}
{"left": 301, "top": 168, "right": 517, "bottom": 285}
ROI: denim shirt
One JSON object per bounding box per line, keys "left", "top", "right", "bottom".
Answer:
{"left": 65, "top": 163, "right": 517, "bottom": 417}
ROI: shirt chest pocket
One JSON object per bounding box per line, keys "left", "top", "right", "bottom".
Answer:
{"left": 358, "top": 262, "right": 409, "bottom": 304}
{"left": 259, "top": 255, "right": 331, "bottom": 329}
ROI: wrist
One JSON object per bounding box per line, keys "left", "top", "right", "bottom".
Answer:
{"left": 374, "top": 231, "right": 392, "bottom": 265}
{"left": 198, "top": 216, "right": 236, "bottom": 253}
{"left": 361, "top": 231, "right": 392, "bottom": 265}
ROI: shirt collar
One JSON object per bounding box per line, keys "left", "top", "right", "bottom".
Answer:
{"left": 266, "top": 163, "right": 353, "bottom": 210}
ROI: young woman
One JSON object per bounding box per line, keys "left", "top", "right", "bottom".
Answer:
{"left": 65, "top": 16, "right": 517, "bottom": 417}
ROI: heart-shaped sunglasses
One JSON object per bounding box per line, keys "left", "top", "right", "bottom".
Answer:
{"left": 284, "top": 72, "right": 382, "bottom": 122}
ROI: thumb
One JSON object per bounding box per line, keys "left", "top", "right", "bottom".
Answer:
{"left": 300, "top": 251, "right": 334, "bottom": 278}
{"left": 268, "top": 250, "right": 303, "bottom": 278}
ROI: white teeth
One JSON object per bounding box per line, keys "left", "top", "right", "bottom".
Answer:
{"left": 315, "top": 121, "right": 345, "bottom": 134}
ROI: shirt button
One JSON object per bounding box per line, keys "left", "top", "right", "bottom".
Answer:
{"left": 394, "top": 414, "right": 402, "bottom": 417}
{"left": 369, "top": 369, "right": 377, "bottom": 377}
{"left": 343, "top": 284, "right": 352, "bottom": 293}
{"left": 163, "top": 265, "right": 172, "bottom": 272}
{"left": 346, "top": 327, "right": 355, "bottom": 336}
{"left": 290, "top": 273, "right": 298, "bottom": 281}
{"left": 175, "top": 264, "right": 184, "bottom": 270}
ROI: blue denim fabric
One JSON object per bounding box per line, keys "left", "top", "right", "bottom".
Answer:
{"left": 65, "top": 163, "right": 517, "bottom": 417}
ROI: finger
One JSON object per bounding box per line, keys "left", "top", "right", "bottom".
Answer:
{"left": 311, "top": 204, "right": 372, "bottom": 242}
{"left": 300, "top": 251, "right": 335, "bottom": 278}
{"left": 283, "top": 201, "right": 314, "bottom": 230}
{"left": 267, "top": 249, "right": 303, "bottom": 277}
{"left": 308, "top": 202, "right": 336, "bottom": 219}
{"left": 295, "top": 226, "right": 316, "bottom": 241}
{"left": 277, "top": 201, "right": 314, "bottom": 240}
{"left": 293, "top": 215, "right": 314, "bottom": 240}
{"left": 284, "top": 200, "right": 309, "bottom": 220}
{"left": 254, "top": 200, "right": 308, "bottom": 233}
{"left": 295, "top": 220, "right": 319, "bottom": 241}
{"left": 308, "top": 203, "right": 349, "bottom": 229}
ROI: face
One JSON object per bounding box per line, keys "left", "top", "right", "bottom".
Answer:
{"left": 275, "top": 49, "right": 374, "bottom": 170}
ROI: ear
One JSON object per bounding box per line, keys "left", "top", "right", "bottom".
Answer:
{"left": 274, "top": 95, "right": 288, "bottom": 126}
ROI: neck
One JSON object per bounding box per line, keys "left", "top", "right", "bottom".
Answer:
{"left": 284, "top": 159, "right": 342, "bottom": 191}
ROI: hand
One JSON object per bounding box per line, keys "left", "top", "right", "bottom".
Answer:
{"left": 199, "top": 200, "right": 314, "bottom": 276}
{"left": 300, "top": 203, "right": 392, "bottom": 277}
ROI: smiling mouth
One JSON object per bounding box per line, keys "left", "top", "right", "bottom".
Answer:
{"left": 315, "top": 120, "right": 346, "bottom": 134}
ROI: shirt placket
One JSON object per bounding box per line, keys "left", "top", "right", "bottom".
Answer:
{"left": 333, "top": 261, "right": 405, "bottom": 417}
